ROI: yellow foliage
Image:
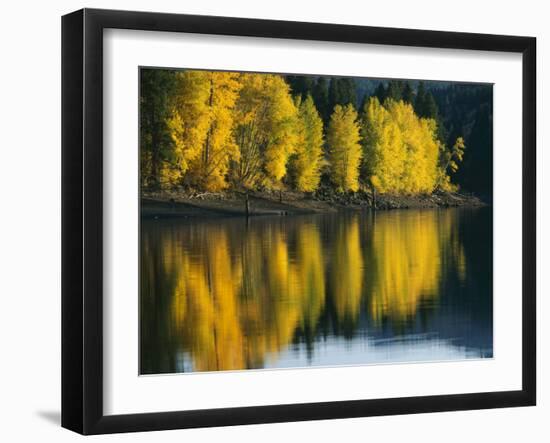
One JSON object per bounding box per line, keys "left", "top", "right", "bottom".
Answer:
{"left": 166, "top": 72, "right": 210, "bottom": 180}
{"left": 361, "top": 98, "right": 441, "bottom": 194}
{"left": 292, "top": 95, "right": 325, "bottom": 192}
{"left": 436, "top": 136, "right": 466, "bottom": 191}
{"left": 167, "top": 70, "right": 241, "bottom": 190}
{"left": 327, "top": 104, "right": 363, "bottom": 192}
{"left": 143, "top": 69, "right": 468, "bottom": 195}
{"left": 233, "top": 74, "right": 298, "bottom": 189}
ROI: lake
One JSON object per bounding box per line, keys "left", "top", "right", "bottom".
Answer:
{"left": 140, "top": 207, "right": 493, "bottom": 374}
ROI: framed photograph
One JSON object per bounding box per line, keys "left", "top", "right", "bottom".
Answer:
{"left": 62, "top": 8, "right": 536, "bottom": 435}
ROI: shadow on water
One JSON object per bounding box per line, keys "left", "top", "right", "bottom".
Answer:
{"left": 140, "top": 207, "right": 493, "bottom": 374}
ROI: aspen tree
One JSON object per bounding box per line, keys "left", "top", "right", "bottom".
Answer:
{"left": 327, "top": 104, "right": 362, "bottom": 192}
{"left": 292, "top": 95, "right": 325, "bottom": 192}
{"left": 233, "top": 74, "right": 298, "bottom": 189}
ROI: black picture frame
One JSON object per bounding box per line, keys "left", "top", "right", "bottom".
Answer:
{"left": 62, "top": 8, "right": 536, "bottom": 435}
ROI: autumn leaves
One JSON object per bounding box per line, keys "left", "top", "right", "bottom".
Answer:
{"left": 141, "top": 69, "right": 462, "bottom": 195}
{"left": 327, "top": 104, "right": 362, "bottom": 192}
{"left": 293, "top": 96, "right": 326, "bottom": 192}
{"left": 363, "top": 98, "right": 441, "bottom": 194}
{"left": 165, "top": 71, "right": 241, "bottom": 190}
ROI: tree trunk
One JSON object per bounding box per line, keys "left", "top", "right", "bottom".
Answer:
{"left": 202, "top": 76, "right": 215, "bottom": 183}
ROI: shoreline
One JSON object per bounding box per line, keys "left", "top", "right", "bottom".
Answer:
{"left": 141, "top": 190, "right": 488, "bottom": 219}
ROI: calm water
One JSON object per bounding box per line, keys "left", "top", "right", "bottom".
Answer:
{"left": 140, "top": 208, "right": 493, "bottom": 374}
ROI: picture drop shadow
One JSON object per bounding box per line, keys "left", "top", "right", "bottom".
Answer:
{"left": 36, "top": 410, "right": 61, "bottom": 426}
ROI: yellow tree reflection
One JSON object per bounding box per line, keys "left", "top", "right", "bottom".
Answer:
{"left": 332, "top": 216, "right": 364, "bottom": 323}
{"left": 365, "top": 210, "right": 465, "bottom": 324}
{"left": 158, "top": 220, "right": 327, "bottom": 371}
{"left": 141, "top": 209, "right": 469, "bottom": 373}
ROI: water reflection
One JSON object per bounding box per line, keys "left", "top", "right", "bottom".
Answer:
{"left": 140, "top": 208, "right": 493, "bottom": 374}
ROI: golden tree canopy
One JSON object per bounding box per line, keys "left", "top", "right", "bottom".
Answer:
{"left": 292, "top": 95, "right": 325, "bottom": 192}
{"left": 361, "top": 97, "right": 441, "bottom": 194}
{"left": 327, "top": 104, "right": 363, "bottom": 192}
